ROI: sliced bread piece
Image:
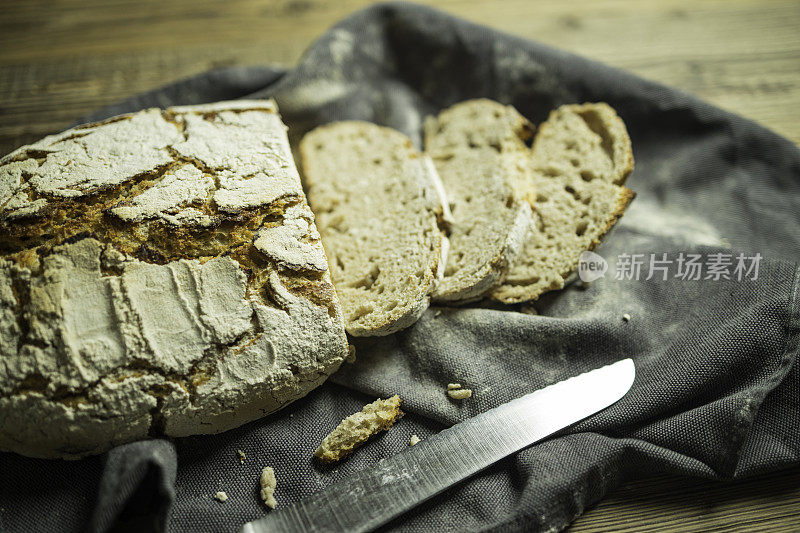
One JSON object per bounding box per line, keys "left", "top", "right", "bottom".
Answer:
{"left": 424, "top": 99, "right": 534, "bottom": 303}
{"left": 491, "top": 102, "right": 635, "bottom": 303}
{"left": 300, "top": 122, "right": 449, "bottom": 336}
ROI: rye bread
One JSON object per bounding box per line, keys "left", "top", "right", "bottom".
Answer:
{"left": 0, "top": 100, "right": 349, "bottom": 458}
{"left": 491, "top": 102, "right": 635, "bottom": 303}
{"left": 424, "top": 99, "right": 534, "bottom": 303}
{"left": 299, "top": 121, "right": 449, "bottom": 336}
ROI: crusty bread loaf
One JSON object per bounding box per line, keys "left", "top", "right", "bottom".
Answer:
{"left": 424, "top": 99, "right": 534, "bottom": 302}
{"left": 491, "top": 103, "right": 635, "bottom": 303}
{"left": 299, "top": 121, "right": 449, "bottom": 336}
{"left": 0, "top": 100, "right": 349, "bottom": 459}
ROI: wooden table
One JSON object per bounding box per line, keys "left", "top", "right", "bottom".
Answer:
{"left": 1, "top": 0, "right": 798, "bottom": 530}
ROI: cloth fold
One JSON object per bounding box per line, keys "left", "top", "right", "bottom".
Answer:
{"left": 1, "top": 3, "right": 799, "bottom": 532}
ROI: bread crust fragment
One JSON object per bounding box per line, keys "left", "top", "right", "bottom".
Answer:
{"left": 424, "top": 99, "right": 535, "bottom": 303}
{"left": 314, "top": 395, "right": 403, "bottom": 464}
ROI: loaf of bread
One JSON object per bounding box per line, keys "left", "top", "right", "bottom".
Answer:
{"left": 491, "top": 103, "right": 635, "bottom": 303}
{"left": 424, "top": 100, "right": 533, "bottom": 303}
{"left": 299, "top": 121, "right": 449, "bottom": 336}
{"left": 0, "top": 100, "right": 349, "bottom": 458}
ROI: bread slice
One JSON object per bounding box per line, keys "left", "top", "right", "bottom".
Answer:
{"left": 424, "top": 99, "right": 534, "bottom": 303}
{"left": 300, "top": 122, "right": 449, "bottom": 336}
{"left": 491, "top": 103, "right": 635, "bottom": 303}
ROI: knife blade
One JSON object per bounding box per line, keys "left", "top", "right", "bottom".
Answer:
{"left": 241, "top": 358, "right": 635, "bottom": 533}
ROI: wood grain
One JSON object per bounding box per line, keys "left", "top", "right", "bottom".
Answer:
{"left": 1, "top": 0, "right": 799, "bottom": 156}
{"left": 1, "top": 0, "right": 798, "bottom": 531}
{"left": 572, "top": 466, "right": 800, "bottom": 532}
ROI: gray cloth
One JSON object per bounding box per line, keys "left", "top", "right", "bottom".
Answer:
{"left": 2, "top": 3, "right": 799, "bottom": 532}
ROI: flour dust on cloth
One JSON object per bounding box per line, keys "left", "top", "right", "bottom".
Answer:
{"left": 1, "top": 3, "right": 799, "bottom": 533}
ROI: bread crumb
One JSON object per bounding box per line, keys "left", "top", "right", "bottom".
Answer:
{"left": 260, "top": 466, "right": 277, "bottom": 509}
{"left": 346, "top": 344, "right": 357, "bottom": 363}
{"left": 409, "top": 434, "right": 421, "bottom": 446}
{"left": 447, "top": 382, "right": 472, "bottom": 399}
{"left": 622, "top": 313, "right": 631, "bottom": 322}
{"left": 237, "top": 449, "right": 246, "bottom": 464}
{"left": 448, "top": 388, "right": 472, "bottom": 400}
{"left": 214, "top": 491, "right": 228, "bottom": 502}
{"left": 434, "top": 309, "right": 442, "bottom": 317}
{"left": 314, "top": 395, "right": 403, "bottom": 463}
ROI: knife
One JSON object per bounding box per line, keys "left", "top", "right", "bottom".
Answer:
{"left": 241, "top": 358, "right": 635, "bottom": 533}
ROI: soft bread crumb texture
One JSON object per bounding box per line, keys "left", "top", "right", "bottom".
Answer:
{"left": 446, "top": 382, "right": 473, "bottom": 400}
{"left": 314, "top": 395, "right": 403, "bottom": 464}
{"left": 424, "top": 99, "right": 534, "bottom": 303}
{"left": 260, "top": 466, "right": 277, "bottom": 509}
{"left": 491, "top": 102, "right": 635, "bottom": 303}
{"left": 300, "top": 121, "right": 449, "bottom": 336}
{"left": 214, "top": 491, "right": 228, "bottom": 503}
{"left": 448, "top": 389, "right": 473, "bottom": 400}
{"left": 0, "top": 100, "right": 348, "bottom": 459}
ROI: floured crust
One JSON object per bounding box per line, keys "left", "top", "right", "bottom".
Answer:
{"left": 300, "top": 121, "right": 449, "bottom": 337}
{"left": 0, "top": 100, "right": 348, "bottom": 459}
{"left": 435, "top": 201, "right": 531, "bottom": 304}
{"left": 424, "top": 99, "right": 535, "bottom": 303}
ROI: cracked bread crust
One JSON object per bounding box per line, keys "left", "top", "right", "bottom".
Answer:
{"left": 0, "top": 100, "right": 348, "bottom": 459}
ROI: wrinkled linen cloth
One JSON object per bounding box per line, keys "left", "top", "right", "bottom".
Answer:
{"left": 2, "top": 3, "right": 799, "bottom": 532}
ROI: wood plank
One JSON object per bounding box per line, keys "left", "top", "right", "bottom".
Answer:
{"left": 1, "top": 0, "right": 797, "bottom": 65}
{"left": 1, "top": 0, "right": 799, "bottom": 153}
{"left": 571, "top": 465, "right": 800, "bottom": 532}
